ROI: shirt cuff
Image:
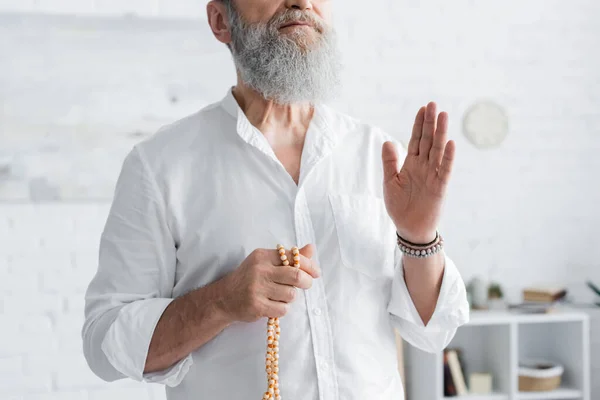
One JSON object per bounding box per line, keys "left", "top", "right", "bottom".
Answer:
{"left": 388, "top": 249, "right": 470, "bottom": 334}
{"left": 101, "top": 298, "right": 194, "bottom": 387}
{"left": 142, "top": 353, "right": 193, "bottom": 387}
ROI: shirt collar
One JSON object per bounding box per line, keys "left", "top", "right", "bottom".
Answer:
{"left": 219, "top": 87, "right": 277, "bottom": 158}
{"left": 219, "top": 87, "right": 339, "bottom": 145}
{"left": 219, "top": 87, "right": 239, "bottom": 120}
{"left": 219, "top": 88, "right": 342, "bottom": 185}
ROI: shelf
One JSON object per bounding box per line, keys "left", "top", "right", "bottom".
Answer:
{"left": 518, "top": 387, "right": 582, "bottom": 399}
{"left": 404, "top": 311, "right": 589, "bottom": 400}
{"left": 442, "top": 388, "right": 583, "bottom": 400}
{"left": 444, "top": 393, "right": 508, "bottom": 400}
{"left": 467, "top": 310, "right": 589, "bottom": 326}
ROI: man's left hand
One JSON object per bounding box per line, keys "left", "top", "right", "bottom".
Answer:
{"left": 381, "top": 102, "right": 455, "bottom": 244}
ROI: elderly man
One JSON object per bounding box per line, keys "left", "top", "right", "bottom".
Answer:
{"left": 82, "top": 0, "right": 469, "bottom": 399}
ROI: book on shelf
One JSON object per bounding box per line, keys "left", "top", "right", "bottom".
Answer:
{"left": 443, "top": 348, "right": 468, "bottom": 396}
{"left": 443, "top": 351, "right": 457, "bottom": 396}
{"left": 523, "top": 287, "right": 567, "bottom": 303}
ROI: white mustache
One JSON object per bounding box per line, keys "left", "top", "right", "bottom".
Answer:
{"left": 269, "top": 10, "right": 326, "bottom": 33}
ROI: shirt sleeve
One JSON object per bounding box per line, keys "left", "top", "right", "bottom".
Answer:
{"left": 81, "top": 146, "right": 193, "bottom": 386}
{"left": 387, "top": 246, "right": 470, "bottom": 354}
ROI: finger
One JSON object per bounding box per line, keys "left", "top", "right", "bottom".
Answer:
{"left": 439, "top": 140, "right": 456, "bottom": 184}
{"left": 381, "top": 141, "right": 399, "bottom": 183}
{"left": 266, "top": 282, "right": 298, "bottom": 303}
{"left": 270, "top": 267, "right": 313, "bottom": 290}
{"left": 428, "top": 111, "right": 449, "bottom": 168}
{"left": 407, "top": 106, "right": 426, "bottom": 156}
{"left": 264, "top": 300, "right": 289, "bottom": 319}
{"left": 419, "top": 102, "right": 437, "bottom": 160}
{"left": 271, "top": 247, "right": 295, "bottom": 267}
{"left": 270, "top": 245, "right": 320, "bottom": 277}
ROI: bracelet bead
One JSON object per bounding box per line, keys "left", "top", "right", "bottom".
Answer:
{"left": 397, "top": 232, "right": 444, "bottom": 258}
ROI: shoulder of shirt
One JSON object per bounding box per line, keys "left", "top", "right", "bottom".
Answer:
{"left": 126, "top": 99, "right": 227, "bottom": 174}
{"left": 321, "top": 105, "right": 407, "bottom": 153}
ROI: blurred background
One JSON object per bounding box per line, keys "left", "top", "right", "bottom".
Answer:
{"left": 0, "top": 0, "right": 599, "bottom": 399}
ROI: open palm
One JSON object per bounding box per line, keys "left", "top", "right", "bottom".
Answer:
{"left": 382, "top": 102, "right": 455, "bottom": 244}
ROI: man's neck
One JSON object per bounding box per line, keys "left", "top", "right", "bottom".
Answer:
{"left": 232, "top": 81, "right": 314, "bottom": 147}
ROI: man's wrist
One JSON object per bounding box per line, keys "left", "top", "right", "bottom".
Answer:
{"left": 193, "top": 276, "right": 236, "bottom": 328}
{"left": 395, "top": 229, "right": 438, "bottom": 245}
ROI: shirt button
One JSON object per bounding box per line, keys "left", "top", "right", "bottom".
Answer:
{"left": 319, "top": 361, "right": 330, "bottom": 372}
{"left": 313, "top": 307, "right": 322, "bottom": 316}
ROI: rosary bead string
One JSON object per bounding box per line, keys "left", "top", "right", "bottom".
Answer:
{"left": 263, "top": 245, "right": 299, "bottom": 400}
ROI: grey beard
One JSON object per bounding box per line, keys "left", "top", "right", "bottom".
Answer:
{"left": 226, "top": 6, "right": 342, "bottom": 105}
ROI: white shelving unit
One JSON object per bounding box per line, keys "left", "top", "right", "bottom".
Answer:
{"left": 404, "top": 310, "right": 590, "bottom": 400}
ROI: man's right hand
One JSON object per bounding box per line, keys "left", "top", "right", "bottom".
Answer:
{"left": 218, "top": 244, "right": 321, "bottom": 323}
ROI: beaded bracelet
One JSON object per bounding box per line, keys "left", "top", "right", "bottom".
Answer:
{"left": 396, "top": 231, "right": 444, "bottom": 258}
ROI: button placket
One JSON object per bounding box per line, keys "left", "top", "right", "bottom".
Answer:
{"left": 294, "top": 188, "right": 339, "bottom": 400}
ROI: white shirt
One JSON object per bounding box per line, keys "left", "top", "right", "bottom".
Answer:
{"left": 82, "top": 89, "right": 469, "bottom": 400}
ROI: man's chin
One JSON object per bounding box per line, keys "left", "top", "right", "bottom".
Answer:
{"left": 280, "top": 30, "right": 321, "bottom": 49}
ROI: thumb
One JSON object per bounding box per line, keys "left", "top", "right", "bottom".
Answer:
{"left": 382, "top": 141, "right": 399, "bottom": 182}
{"left": 299, "top": 243, "right": 315, "bottom": 259}
{"left": 299, "top": 244, "right": 320, "bottom": 278}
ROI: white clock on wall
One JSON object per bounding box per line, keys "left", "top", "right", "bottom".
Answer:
{"left": 462, "top": 101, "right": 509, "bottom": 149}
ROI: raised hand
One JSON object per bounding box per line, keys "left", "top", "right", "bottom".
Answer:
{"left": 381, "top": 102, "right": 455, "bottom": 244}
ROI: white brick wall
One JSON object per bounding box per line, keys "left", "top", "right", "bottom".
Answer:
{"left": 0, "top": 205, "right": 165, "bottom": 400}
{"left": 1, "top": 0, "right": 599, "bottom": 399}
{"left": 0, "top": 0, "right": 204, "bottom": 19}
